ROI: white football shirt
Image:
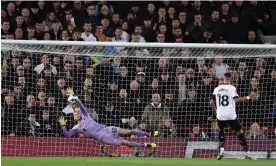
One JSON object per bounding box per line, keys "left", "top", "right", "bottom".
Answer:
{"left": 212, "top": 84, "right": 239, "bottom": 120}
{"left": 81, "top": 32, "right": 97, "bottom": 42}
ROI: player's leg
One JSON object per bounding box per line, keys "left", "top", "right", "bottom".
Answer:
{"left": 119, "top": 128, "right": 158, "bottom": 137}
{"left": 230, "top": 119, "right": 256, "bottom": 160}
{"left": 217, "top": 120, "right": 226, "bottom": 160}
{"left": 121, "top": 139, "right": 157, "bottom": 148}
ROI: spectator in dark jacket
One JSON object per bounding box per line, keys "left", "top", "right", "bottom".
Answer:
{"left": 19, "top": 111, "right": 41, "bottom": 136}
{"left": 226, "top": 12, "right": 247, "bottom": 43}
{"left": 84, "top": 4, "right": 98, "bottom": 34}
{"left": 205, "top": 9, "right": 223, "bottom": 41}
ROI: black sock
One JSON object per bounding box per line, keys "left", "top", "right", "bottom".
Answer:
{"left": 219, "top": 130, "right": 225, "bottom": 148}
{"left": 237, "top": 133, "right": 248, "bottom": 152}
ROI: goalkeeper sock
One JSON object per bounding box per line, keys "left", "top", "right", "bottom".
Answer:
{"left": 237, "top": 133, "right": 248, "bottom": 152}
{"left": 128, "top": 142, "right": 146, "bottom": 147}
{"left": 133, "top": 129, "right": 150, "bottom": 137}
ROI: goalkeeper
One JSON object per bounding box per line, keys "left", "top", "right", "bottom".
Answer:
{"left": 58, "top": 88, "right": 158, "bottom": 149}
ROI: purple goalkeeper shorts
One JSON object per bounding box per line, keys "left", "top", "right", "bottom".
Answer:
{"left": 101, "top": 126, "right": 122, "bottom": 146}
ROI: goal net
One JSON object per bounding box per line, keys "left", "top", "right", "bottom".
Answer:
{"left": 1, "top": 40, "right": 276, "bottom": 159}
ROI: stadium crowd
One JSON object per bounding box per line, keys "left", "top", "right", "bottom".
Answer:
{"left": 1, "top": 1, "right": 276, "bottom": 139}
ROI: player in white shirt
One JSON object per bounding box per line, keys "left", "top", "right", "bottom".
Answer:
{"left": 210, "top": 73, "right": 257, "bottom": 160}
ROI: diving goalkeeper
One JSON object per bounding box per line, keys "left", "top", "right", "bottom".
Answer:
{"left": 58, "top": 88, "right": 158, "bottom": 148}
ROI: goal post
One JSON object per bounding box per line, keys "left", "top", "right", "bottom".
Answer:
{"left": 1, "top": 40, "right": 276, "bottom": 159}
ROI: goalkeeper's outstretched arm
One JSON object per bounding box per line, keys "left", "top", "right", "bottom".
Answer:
{"left": 58, "top": 116, "right": 78, "bottom": 137}
{"left": 76, "top": 99, "right": 88, "bottom": 117}
{"left": 66, "top": 88, "right": 88, "bottom": 117}
{"left": 63, "top": 128, "right": 78, "bottom": 137}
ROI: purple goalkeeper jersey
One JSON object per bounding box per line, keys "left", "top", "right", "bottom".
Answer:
{"left": 63, "top": 100, "right": 106, "bottom": 141}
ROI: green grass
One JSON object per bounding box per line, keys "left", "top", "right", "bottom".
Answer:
{"left": 2, "top": 157, "right": 275, "bottom": 166}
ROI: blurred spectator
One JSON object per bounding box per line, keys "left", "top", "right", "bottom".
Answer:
{"left": 133, "top": 25, "right": 145, "bottom": 42}
{"left": 37, "top": 91, "right": 46, "bottom": 107}
{"left": 255, "top": 58, "right": 266, "bottom": 74}
{"left": 112, "top": 27, "right": 126, "bottom": 51}
{"left": 19, "top": 111, "right": 41, "bottom": 136}
{"left": 115, "top": 89, "right": 132, "bottom": 113}
{"left": 73, "top": 57, "right": 86, "bottom": 81}
{"left": 142, "top": 17, "right": 155, "bottom": 42}
{"left": 117, "top": 65, "right": 131, "bottom": 89}
{"left": 226, "top": 12, "right": 247, "bottom": 44}
{"left": 30, "top": 3, "right": 44, "bottom": 22}
{"left": 141, "top": 93, "right": 170, "bottom": 131}
{"left": 158, "top": 117, "right": 177, "bottom": 138}
{"left": 220, "top": 2, "right": 231, "bottom": 23}
{"left": 145, "top": 2, "right": 156, "bottom": 20}
{"left": 189, "top": 124, "right": 207, "bottom": 139}
{"left": 245, "top": 122, "right": 267, "bottom": 139}
{"left": 1, "top": 10, "right": 7, "bottom": 22}
{"left": 237, "top": 61, "right": 251, "bottom": 84}
{"left": 21, "top": 8, "right": 31, "bottom": 25}
{"left": 246, "top": 30, "right": 263, "bottom": 44}
{"left": 156, "top": 32, "right": 165, "bottom": 43}
{"left": 43, "top": 31, "right": 51, "bottom": 40}
{"left": 186, "top": 13, "right": 207, "bottom": 42}
{"left": 23, "top": 23, "right": 36, "bottom": 40}
{"left": 212, "top": 55, "right": 229, "bottom": 79}
{"left": 146, "top": 78, "right": 162, "bottom": 102}
{"left": 62, "top": 9, "right": 76, "bottom": 30}
{"left": 14, "top": 27, "right": 23, "bottom": 40}
{"left": 81, "top": 21, "right": 97, "bottom": 41}
{"left": 49, "top": 21, "right": 62, "bottom": 40}
{"left": 265, "top": 70, "right": 276, "bottom": 104}
{"left": 99, "top": 102, "right": 121, "bottom": 127}
{"left": 39, "top": 110, "right": 59, "bottom": 137}
{"left": 206, "top": 9, "right": 223, "bottom": 42}
{"left": 100, "top": 17, "right": 113, "bottom": 36}
{"left": 177, "top": 73, "right": 187, "bottom": 105}
{"left": 34, "top": 54, "right": 57, "bottom": 75}
{"left": 84, "top": 4, "right": 98, "bottom": 33}
{"left": 248, "top": 77, "right": 264, "bottom": 102}
{"left": 207, "top": 120, "right": 227, "bottom": 140}
{"left": 111, "top": 12, "right": 120, "bottom": 29}
{"left": 43, "top": 11, "right": 63, "bottom": 32}
{"left": 6, "top": 2, "right": 15, "bottom": 21}
{"left": 12, "top": 83, "right": 25, "bottom": 107}
{"left": 2, "top": 94, "right": 19, "bottom": 136}
{"left": 26, "top": 94, "right": 36, "bottom": 109}
{"left": 95, "top": 1, "right": 114, "bottom": 17}
{"left": 200, "top": 30, "right": 214, "bottom": 43}
{"left": 1, "top": 20, "right": 10, "bottom": 39}
{"left": 95, "top": 24, "right": 105, "bottom": 41}
{"left": 14, "top": 14, "right": 25, "bottom": 32}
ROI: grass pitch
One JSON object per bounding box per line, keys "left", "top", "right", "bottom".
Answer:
{"left": 2, "top": 157, "right": 275, "bottom": 166}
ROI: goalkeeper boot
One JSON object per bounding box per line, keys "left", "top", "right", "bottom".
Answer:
{"left": 151, "top": 131, "right": 159, "bottom": 137}
{"left": 145, "top": 143, "right": 157, "bottom": 149}
{"left": 245, "top": 152, "right": 257, "bottom": 160}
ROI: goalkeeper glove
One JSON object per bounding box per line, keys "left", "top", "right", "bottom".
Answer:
{"left": 58, "top": 116, "right": 67, "bottom": 128}
{"left": 68, "top": 95, "right": 79, "bottom": 104}
{"left": 66, "top": 87, "right": 74, "bottom": 96}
